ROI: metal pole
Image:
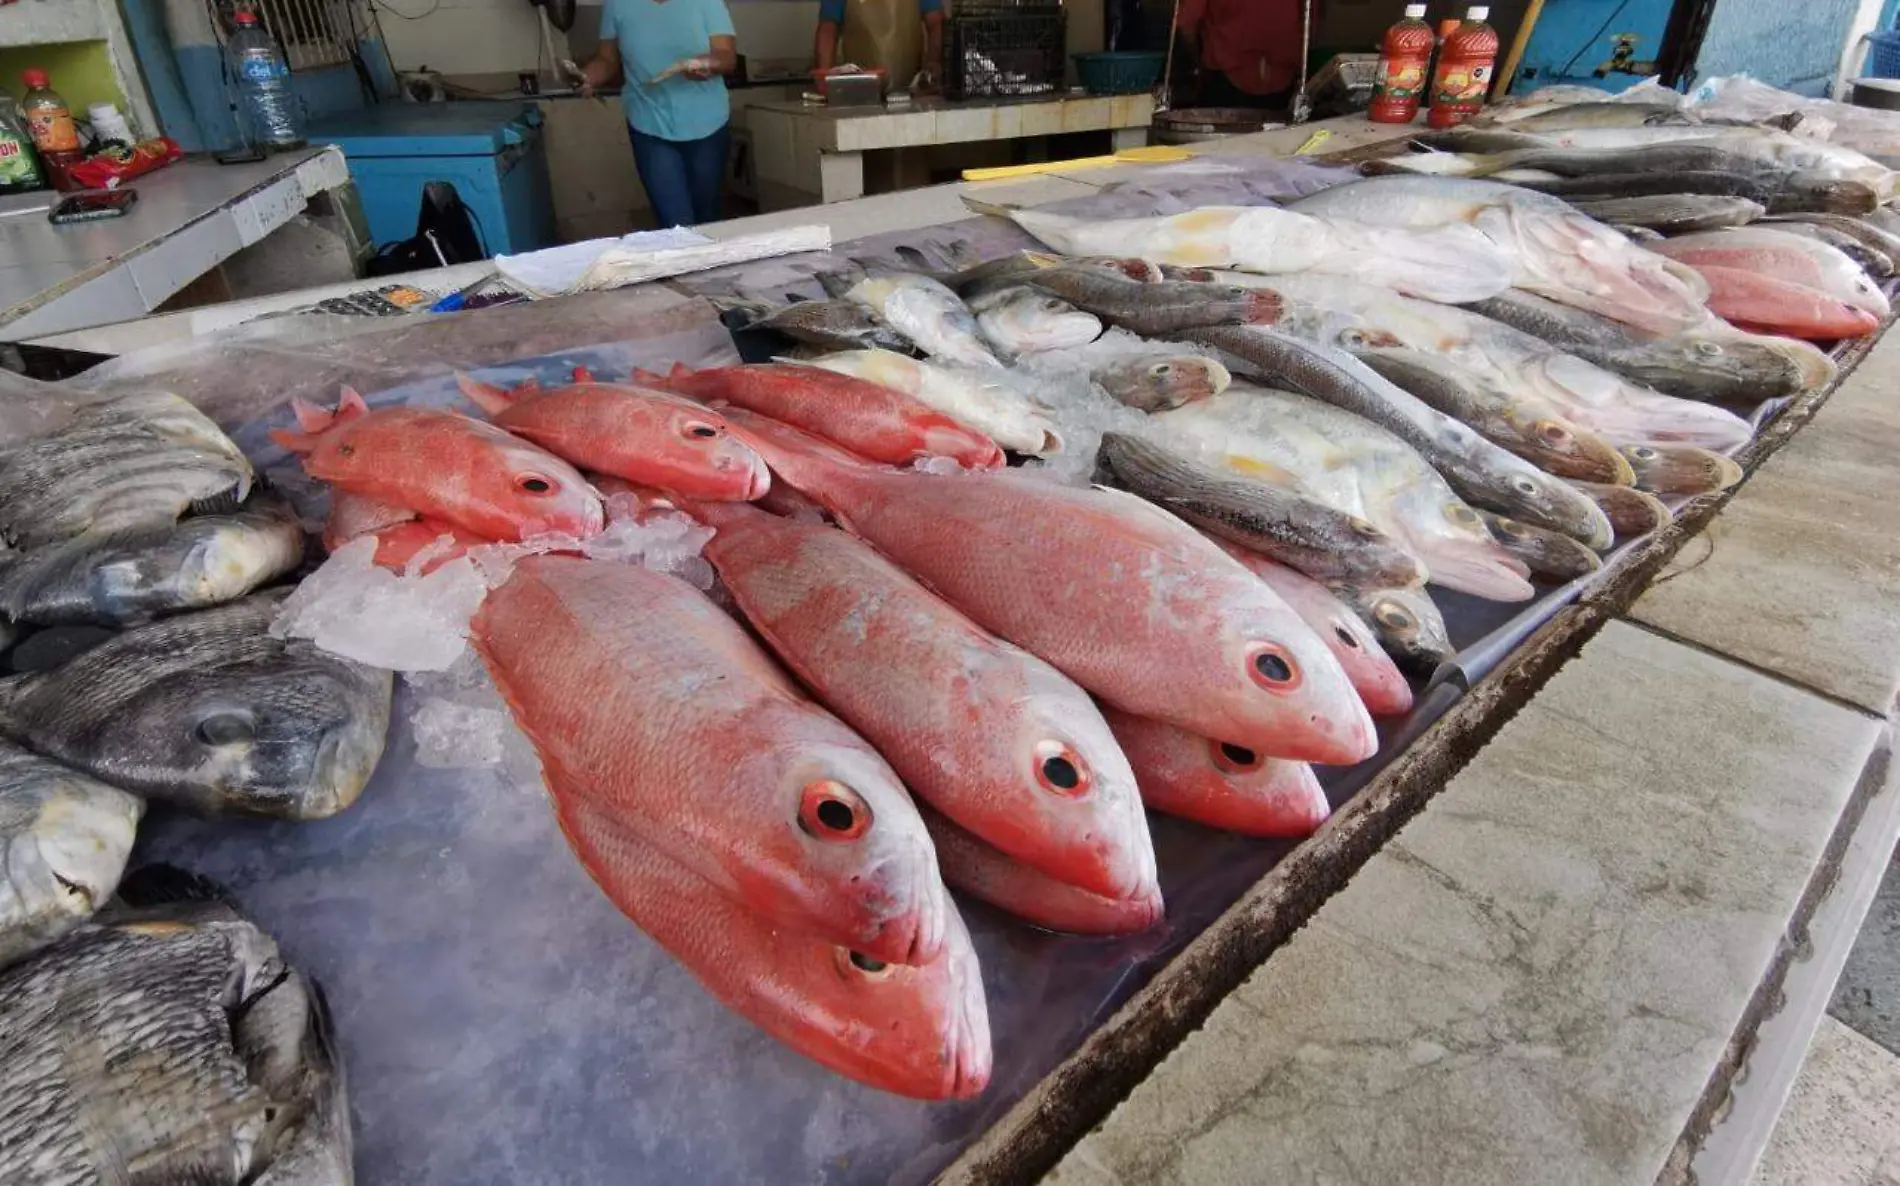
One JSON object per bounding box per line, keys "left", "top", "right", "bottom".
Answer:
{"left": 1159, "top": 0, "right": 1182, "bottom": 111}
{"left": 1494, "top": 0, "right": 1546, "bottom": 99}
{"left": 1290, "top": 0, "right": 1313, "bottom": 122}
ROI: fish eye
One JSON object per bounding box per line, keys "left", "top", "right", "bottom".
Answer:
{"left": 194, "top": 711, "right": 255, "bottom": 747}
{"left": 1533, "top": 420, "right": 1572, "bottom": 446}
{"left": 1692, "top": 340, "right": 1724, "bottom": 358}
{"left": 1625, "top": 445, "right": 1658, "bottom": 462}
{"left": 683, "top": 421, "right": 721, "bottom": 439}
{"left": 1332, "top": 621, "right": 1362, "bottom": 649}
{"left": 1447, "top": 503, "right": 1481, "bottom": 525}
{"left": 1042, "top": 299, "right": 1066, "bottom": 312}
{"left": 1034, "top": 741, "right": 1092, "bottom": 797}
{"left": 1493, "top": 517, "right": 1530, "bottom": 538}
{"left": 1247, "top": 645, "right": 1302, "bottom": 691}
{"left": 1150, "top": 363, "right": 1173, "bottom": 376}
{"left": 1222, "top": 287, "right": 1246, "bottom": 298}
{"left": 516, "top": 474, "right": 555, "bottom": 494}
{"left": 1374, "top": 601, "right": 1415, "bottom": 631}
{"left": 1210, "top": 740, "right": 1264, "bottom": 773}
{"left": 1348, "top": 516, "right": 1381, "bottom": 538}
{"left": 334, "top": 443, "right": 355, "bottom": 458}
{"left": 1511, "top": 476, "right": 1539, "bottom": 496}
{"left": 1339, "top": 329, "right": 1369, "bottom": 349}
{"left": 798, "top": 780, "right": 871, "bottom": 841}
{"left": 838, "top": 949, "right": 896, "bottom": 980}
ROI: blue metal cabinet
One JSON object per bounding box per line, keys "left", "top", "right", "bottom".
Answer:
{"left": 308, "top": 102, "right": 557, "bottom": 256}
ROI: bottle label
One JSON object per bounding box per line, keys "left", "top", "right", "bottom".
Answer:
{"left": 240, "top": 54, "right": 289, "bottom": 83}
{"left": 0, "top": 136, "right": 40, "bottom": 185}
{"left": 1375, "top": 59, "right": 1427, "bottom": 101}
{"left": 1433, "top": 61, "right": 1491, "bottom": 106}
{"left": 25, "top": 109, "right": 79, "bottom": 153}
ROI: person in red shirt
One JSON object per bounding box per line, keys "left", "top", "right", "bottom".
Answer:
{"left": 1176, "top": 0, "right": 1316, "bottom": 109}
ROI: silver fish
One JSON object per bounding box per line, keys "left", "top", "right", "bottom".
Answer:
{"left": 1480, "top": 511, "right": 1604, "bottom": 579}
{"left": 821, "top": 271, "right": 1000, "bottom": 368}
{"left": 1091, "top": 353, "right": 1231, "bottom": 412}
{"left": 1509, "top": 168, "right": 1879, "bottom": 216}
{"left": 0, "top": 741, "right": 142, "bottom": 968}
{"left": 967, "top": 286, "right": 1103, "bottom": 355}
{"left": 0, "top": 392, "right": 254, "bottom": 549}
{"left": 1567, "top": 193, "right": 1765, "bottom": 233}
{"left": 716, "top": 295, "right": 913, "bottom": 353}
{"left": 1760, "top": 212, "right": 1900, "bottom": 272}
{"left": 1016, "top": 265, "right": 1281, "bottom": 336}
{"left": 0, "top": 493, "right": 304, "bottom": 627}
{"left": 0, "top": 890, "right": 351, "bottom": 1185}
{"left": 1330, "top": 582, "right": 1454, "bottom": 671}
{"left": 1094, "top": 431, "right": 1429, "bottom": 589}
{"left": 1186, "top": 325, "right": 1614, "bottom": 550}
{"left": 0, "top": 592, "right": 393, "bottom": 819}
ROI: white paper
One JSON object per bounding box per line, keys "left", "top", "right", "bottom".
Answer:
{"left": 496, "top": 225, "right": 831, "bottom": 298}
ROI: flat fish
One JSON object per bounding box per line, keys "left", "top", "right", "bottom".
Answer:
{"left": 0, "top": 893, "right": 351, "bottom": 1185}
{"left": 1103, "top": 708, "right": 1331, "bottom": 837}
{"left": 1093, "top": 430, "right": 1429, "bottom": 589}
{"left": 1091, "top": 352, "right": 1231, "bottom": 411}
{"left": 457, "top": 370, "right": 769, "bottom": 501}
{"left": 1187, "top": 325, "right": 1614, "bottom": 549}
{"left": 270, "top": 389, "right": 605, "bottom": 543}
{"left": 473, "top": 555, "right": 949, "bottom": 966}
{"left": 727, "top": 412, "right": 1378, "bottom": 764}
{"left": 968, "top": 286, "right": 1103, "bottom": 356}
{"left": 693, "top": 500, "right": 1156, "bottom": 901}
{"left": 638, "top": 361, "right": 1004, "bottom": 468}
{"left": 0, "top": 391, "right": 254, "bottom": 549}
{"left": 0, "top": 492, "right": 304, "bottom": 627}
{"left": 555, "top": 791, "right": 990, "bottom": 1098}
{"left": 919, "top": 801, "right": 1163, "bottom": 936}
{"left": 0, "top": 741, "right": 142, "bottom": 968}
{"left": 796, "top": 349, "right": 1063, "bottom": 457}
{"left": 962, "top": 196, "right": 1516, "bottom": 304}
{"left": 822, "top": 271, "right": 1000, "bottom": 368}
{"left": 0, "top": 591, "right": 393, "bottom": 820}
{"left": 1479, "top": 511, "right": 1603, "bottom": 580}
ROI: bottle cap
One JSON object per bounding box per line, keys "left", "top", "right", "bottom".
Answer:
{"left": 1467, "top": 6, "right": 1489, "bottom": 18}
{"left": 234, "top": 8, "right": 259, "bottom": 24}
{"left": 1404, "top": 4, "right": 1427, "bottom": 16}
{"left": 88, "top": 102, "right": 119, "bottom": 120}
{"left": 21, "top": 69, "right": 47, "bottom": 89}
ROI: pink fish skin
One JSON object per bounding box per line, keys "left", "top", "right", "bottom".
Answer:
{"left": 637, "top": 362, "right": 1005, "bottom": 469}
{"left": 1209, "top": 537, "right": 1414, "bottom": 718}
{"left": 692, "top": 499, "right": 1156, "bottom": 901}
{"left": 457, "top": 372, "right": 770, "bottom": 501}
{"left": 726, "top": 411, "right": 1377, "bottom": 765}
{"left": 555, "top": 791, "right": 991, "bottom": 1099}
{"left": 472, "top": 555, "right": 949, "bottom": 966}
{"left": 918, "top": 801, "right": 1164, "bottom": 936}
{"left": 1679, "top": 265, "right": 1880, "bottom": 341}
{"left": 323, "top": 491, "right": 488, "bottom": 573}
{"left": 1104, "top": 707, "right": 1332, "bottom": 838}
{"left": 271, "top": 389, "right": 605, "bottom": 541}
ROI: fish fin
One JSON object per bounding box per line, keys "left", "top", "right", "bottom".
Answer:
{"left": 1021, "top": 250, "right": 1066, "bottom": 270}
{"left": 960, "top": 195, "right": 1021, "bottom": 220}
{"left": 338, "top": 387, "right": 371, "bottom": 421}
{"left": 669, "top": 362, "right": 691, "bottom": 380}
{"left": 290, "top": 395, "right": 332, "bottom": 434}
{"left": 1222, "top": 453, "right": 1303, "bottom": 487}
{"left": 631, "top": 366, "right": 669, "bottom": 386}
{"left": 815, "top": 271, "right": 856, "bottom": 299}
{"left": 455, "top": 372, "right": 515, "bottom": 416}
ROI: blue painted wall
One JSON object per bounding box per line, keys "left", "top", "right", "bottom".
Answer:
{"left": 1693, "top": 0, "right": 1861, "bottom": 94}
{"left": 1514, "top": 0, "right": 1675, "bottom": 94}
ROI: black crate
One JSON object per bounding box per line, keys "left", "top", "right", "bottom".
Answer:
{"left": 944, "top": 4, "right": 1067, "bottom": 100}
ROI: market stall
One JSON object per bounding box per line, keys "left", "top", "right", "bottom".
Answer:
{"left": 0, "top": 86, "right": 1897, "bottom": 1186}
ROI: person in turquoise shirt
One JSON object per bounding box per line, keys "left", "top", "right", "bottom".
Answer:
{"left": 578, "top": 0, "right": 737, "bottom": 227}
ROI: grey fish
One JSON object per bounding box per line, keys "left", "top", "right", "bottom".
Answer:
{"left": 1480, "top": 511, "right": 1604, "bottom": 580}
{"left": 819, "top": 270, "right": 1000, "bottom": 368}
{"left": 1355, "top": 347, "right": 1634, "bottom": 484}
{"left": 0, "top": 591, "right": 392, "bottom": 819}
{"left": 1503, "top": 102, "right": 1705, "bottom": 133}
{"left": 1571, "top": 479, "right": 1672, "bottom": 540}
{"left": 717, "top": 296, "right": 912, "bottom": 353}
{"left": 967, "top": 286, "right": 1103, "bottom": 355}
{"left": 1017, "top": 266, "right": 1279, "bottom": 336}
{"left": 1185, "top": 325, "right": 1614, "bottom": 549}
{"left": 0, "top": 492, "right": 304, "bottom": 627}
{"left": 945, "top": 251, "right": 1163, "bottom": 301}
{"left": 1463, "top": 288, "right": 1822, "bottom": 403}
{"left": 0, "top": 891, "right": 351, "bottom": 1185}
{"left": 0, "top": 741, "right": 142, "bottom": 967}
{"left": 1567, "top": 193, "right": 1765, "bottom": 233}
{"left": 1329, "top": 582, "right": 1453, "bottom": 671}
{"left": 1621, "top": 442, "right": 1743, "bottom": 496}
{"left": 0, "top": 392, "right": 254, "bottom": 550}
{"left": 1760, "top": 212, "right": 1900, "bottom": 272}
{"left": 1514, "top": 169, "right": 1879, "bottom": 215}
{"left": 1756, "top": 221, "right": 1896, "bottom": 277}
{"left": 1093, "top": 431, "right": 1428, "bottom": 589}
{"left": 1091, "top": 353, "right": 1231, "bottom": 412}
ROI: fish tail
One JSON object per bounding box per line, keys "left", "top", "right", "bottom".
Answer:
{"left": 454, "top": 372, "right": 515, "bottom": 416}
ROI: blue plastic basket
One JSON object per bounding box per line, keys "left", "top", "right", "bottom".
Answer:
{"left": 1868, "top": 30, "right": 1900, "bottom": 78}
{"left": 1073, "top": 51, "right": 1166, "bottom": 95}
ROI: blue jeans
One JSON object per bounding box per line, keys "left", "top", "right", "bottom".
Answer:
{"left": 629, "top": 123, "right": 729, "bottom": 228}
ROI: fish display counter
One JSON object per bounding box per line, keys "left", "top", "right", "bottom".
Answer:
{"left": 2, "top": 90, "right": 1897, "bottom": 1186}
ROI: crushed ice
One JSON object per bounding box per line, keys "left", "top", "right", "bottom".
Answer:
{"left": 404, "top": 652, "right": 546, "bottom": 780}
{"left": 1009, "top": 329, "right": 1171, "bottom": 484}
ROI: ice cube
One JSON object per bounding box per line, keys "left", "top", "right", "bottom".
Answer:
{"left": 273, "top": 538, "right": 492, "bottom": 672}
{"left": 410, "top": 698, "right": 509, "bottom": 768}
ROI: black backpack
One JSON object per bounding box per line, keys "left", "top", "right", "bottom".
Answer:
{"left": 366, "top": 181, "right": 487, "bottom": 276}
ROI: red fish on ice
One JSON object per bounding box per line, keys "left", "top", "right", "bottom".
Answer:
{"left": 692, "top": 499, "right": 1156, "bottom": 902}
{"left": 726, "top": 410, "right": 1377, "bottom": 765}
{"left": 1104, "top": 708, "right": 1333, "bottom": 838}
{"left": 637, "top": 362, "right": 1005, "bottom": 469}
{"left": 457, "top": 369, "right": 770, "bottom": 501}
{"left": 555, "top": 788, "right": 991, "bottom": 1099}
{"left": 473, "top": 555, "right": 949, "bottom": 966}
{"left": 271, "top": 389, "right": 605, "bottom": 541}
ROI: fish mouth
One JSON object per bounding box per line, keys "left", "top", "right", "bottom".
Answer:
{"left": 739, "top": 453, "right": 773, "bottom": 500}
{"left": 1243, "top": 290, "right": 1286, "bottom": 326}
{"left": 941, "top": 910, "right": 993, "bottom": 1100}
{"left": 1760, "top": 336, "right": 1838, "bottom": 391}
{"left": 1424, "top": 547, "right": 1536, "bottom": 602}
{"left": 1625, "top": 444, "right": 1744, "bottom": 496}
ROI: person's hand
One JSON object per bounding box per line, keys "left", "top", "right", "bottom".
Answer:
{"left": 578, "top": 78, "right": 597, "bottom": 99}
{"left": 916, "top": 66, "right": 940, "bottom": 93}
{"left": 682, "top": 55, "right": 716, "bottom": 79}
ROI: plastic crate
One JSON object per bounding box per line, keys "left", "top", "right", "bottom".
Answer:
{"left": 944, "top": 4, "right": 1067, "bottom": 100}
{"left": 1869, "top": 30, "right": 1900, "bottom": 78}
{"left": 1073, "top": 51, "right": 1165, "bottom": 95}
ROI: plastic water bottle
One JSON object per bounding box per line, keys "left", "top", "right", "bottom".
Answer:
{"left": 229, "top": 8, "right": 305, "bottom": 151}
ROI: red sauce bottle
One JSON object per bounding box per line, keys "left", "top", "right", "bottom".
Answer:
{"left": 1428, "top": 6, "right": 1499, "bottom": 129}
{"left": 1370, "top": 5, "right": 1435, "bottom": 124}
